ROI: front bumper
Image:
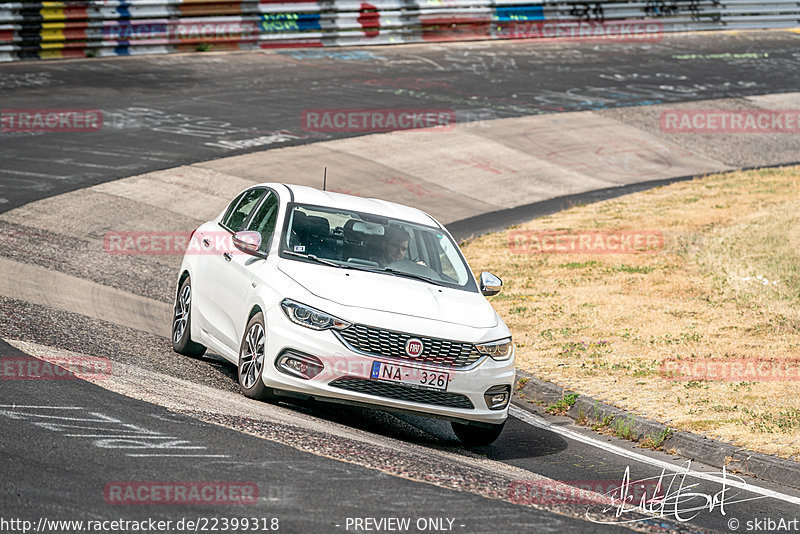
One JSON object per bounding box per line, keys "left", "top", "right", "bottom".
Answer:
{"left": 260, "top": 305, "right": 515, "bottom": 425}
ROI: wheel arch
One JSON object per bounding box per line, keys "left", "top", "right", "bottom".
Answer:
{"left": 247, "top": 304, "right": 263, "bottom": 323}
{"left": 177, "top": 269, "right": 191, "bottom": 295}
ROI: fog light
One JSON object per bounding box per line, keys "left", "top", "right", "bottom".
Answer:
{"left": 484, "top": 385, "right": 511, "bottom": 410}
{"left": 277, "top": 351, "right": 323, "bottom": 380}
{"left": 285, "top": 359, "right": 307, "bottom": 374}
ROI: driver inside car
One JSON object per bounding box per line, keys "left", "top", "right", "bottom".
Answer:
{"left": 376, "top": 225, "right": 410, "bottom": 267}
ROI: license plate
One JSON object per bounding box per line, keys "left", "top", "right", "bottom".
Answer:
{"left": 370, "top": 361, "right": 449, "bottom": 391}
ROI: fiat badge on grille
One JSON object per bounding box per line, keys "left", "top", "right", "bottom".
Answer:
{"left": 405, "top": 338, "right": 424, "bottom": 357}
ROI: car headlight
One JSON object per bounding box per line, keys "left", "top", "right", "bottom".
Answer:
{"left": 280, "top": 299, "right": 351, "bottom": 331}
{"left": 476, "top": 338, "right": 514, "bottom": 361}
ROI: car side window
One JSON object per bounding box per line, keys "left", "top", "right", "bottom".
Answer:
{"left": 222, "top": 188, "right": 265, "bottom": 232}
{"left": 246, "top": 192, "right": 280, "bottom": 252}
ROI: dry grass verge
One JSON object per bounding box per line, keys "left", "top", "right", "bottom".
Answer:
{"left": 462, "top": 166, "right": 800, "bottom": 460}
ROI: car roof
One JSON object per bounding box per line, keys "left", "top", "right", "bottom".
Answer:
{"left": 261, "top": 183, "right": 441, "bottom": 228}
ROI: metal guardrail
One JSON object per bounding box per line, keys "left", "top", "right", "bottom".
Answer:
{"left": 0, "top": 0, "right": 798, "bottom": 62}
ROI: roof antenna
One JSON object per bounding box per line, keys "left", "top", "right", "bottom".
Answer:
{"left": 323, "top": 167, "right": 327, "bottom": 191}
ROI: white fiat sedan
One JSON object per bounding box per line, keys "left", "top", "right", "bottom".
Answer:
{"left": 172, "top": 183, "right": 515, "bottom": 445}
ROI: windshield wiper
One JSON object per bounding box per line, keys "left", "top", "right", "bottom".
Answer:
{"left": 380, "top": 267, "right": 447, "bottom": 287}
{"left": 284, "top": 252, "right": 446, "bottom": 286}
{"left": 284, "top": 250, "right": 341, "bottom": 268}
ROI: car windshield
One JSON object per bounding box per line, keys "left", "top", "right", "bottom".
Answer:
{"left": 279, "top": 203, "right": 476, "bottom": 291}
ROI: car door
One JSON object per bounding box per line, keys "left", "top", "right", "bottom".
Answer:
{"left": 214, "top": 189, "right": 280, "bottom": 352}
{"left": 199, "top": 187, "right": 266, "bottom": 351}
{"left": 190, "top": 190, "right": 247, "bottom": 339}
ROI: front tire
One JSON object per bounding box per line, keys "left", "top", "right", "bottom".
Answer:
{"left": 172, "top": 276, "right": 207, "bottom": 357}
{"left": 452, "top": 421, "right": 506, "bottom": 447}
{"left": 238, "top": 312, "right": 275, "bottom": 400}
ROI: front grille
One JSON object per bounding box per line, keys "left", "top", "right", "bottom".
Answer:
{"left": 329, "top": 377, "right": 474, "bottom": 409}
{"left": 335, "top": 324, "right": 483, "bottom": 369}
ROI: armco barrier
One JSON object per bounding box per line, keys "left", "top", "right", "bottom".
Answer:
{"left": 0, "top": 0, "right": 798, "bottom": 62}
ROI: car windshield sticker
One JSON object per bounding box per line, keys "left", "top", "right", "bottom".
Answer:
{"left": 294, "top": 245, "right": 306, "bottom": 252}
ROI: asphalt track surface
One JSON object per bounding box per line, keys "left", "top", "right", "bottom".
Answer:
{"left": 1, "top": 338, "right": 621, "bottom": 534}
{"left": 2, "top": 31, "right": 800, "bottom": 534}
{"left": 2, "top": 30, "right": 800, "bottom": 213}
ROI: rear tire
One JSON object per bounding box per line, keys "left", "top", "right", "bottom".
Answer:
{"left": 172, "top": 276, "right": 207, "bottom": 357}
{"left": 238, "top": 312, "right": 275, "bottom": 401}
{"left": 452, "top": 421, "right": 505, "bottom": 447}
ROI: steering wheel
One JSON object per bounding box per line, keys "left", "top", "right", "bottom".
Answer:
{"left": 386, "top": 259, "right": 441, "bottom": 281}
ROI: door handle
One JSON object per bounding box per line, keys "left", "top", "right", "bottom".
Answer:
{"left": 223, "top": 252, "right": 232, "bottom": 262}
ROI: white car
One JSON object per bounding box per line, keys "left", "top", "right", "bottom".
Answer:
{"left": 172, "top": 183, "right": 515, "bottom": 445}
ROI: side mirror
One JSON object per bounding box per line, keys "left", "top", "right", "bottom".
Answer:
{"left": 232, "top": 231, "right": 265, "bottom": 258}
{"left": 479, "top": 271, "right": 502, "bottom": 296}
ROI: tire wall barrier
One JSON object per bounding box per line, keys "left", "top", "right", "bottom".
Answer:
{"left": 1, "top": 0, "right": 798, "bottom": 62}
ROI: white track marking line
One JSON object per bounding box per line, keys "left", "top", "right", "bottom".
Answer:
{"left": 510, "top": 405, "right": 800, "bottom": 506}
{"left": 0, "top": 405, "right": 84, "bottom": 409}
{"left": 65, "top": 435, "right": 179, "bottom": 438}
{"left": 126, "top": 454, "right": 230, "bottom": 458}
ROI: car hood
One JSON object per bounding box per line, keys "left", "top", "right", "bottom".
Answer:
{"left": 277, "top": 259, "right": 498, "bottom": 328}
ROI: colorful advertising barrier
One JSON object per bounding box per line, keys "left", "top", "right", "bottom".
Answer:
{"left": 0, "top": 0, "right": 797, "bottom": 62}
